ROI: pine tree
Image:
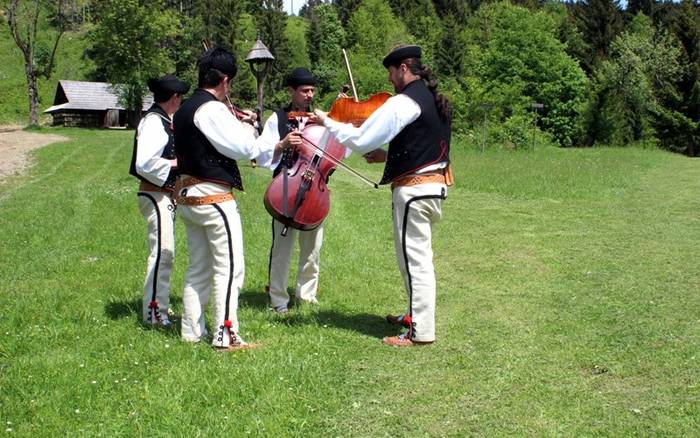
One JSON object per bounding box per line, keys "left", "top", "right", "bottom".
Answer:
{"left": 436, "top": 13, "right": 465, "bottom": 77}
{"left": 656, "top": 0, "right": 700, "bottom": 155}
{"left": 432, "top": 0, "right": 472, "bottom": 21}
{"left": 198, "top": 0, "right": 244, "bottom": 51}
{"left": 333, "top": 0, "right": 362, "bottom": 26}
{"left": 573, "top": 0, "right": 624, "bottom": 73}
{"left": 254, "top": 0, "right": 292, "bottom": 97}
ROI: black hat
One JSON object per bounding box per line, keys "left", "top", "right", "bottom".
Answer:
{"left": 382, "top": 44, "right": 422, "bottom": 68}
{"left": 285, "top": 67, "right": 317, "bottom": 87}
{"left": 147, "top": 74, "right": 190, "bottom": 96}
{"left": 199, "top": 46, "right": 238, "bottom": 78}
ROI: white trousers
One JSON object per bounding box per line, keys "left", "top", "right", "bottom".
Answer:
{"left": 268, "top": 219, "right": 323, "bottom": 308}
{"left": 137, "top": 191, "right": 175, "bottom": 324}
{"left": 177, "top": 182, "right": 244, "bottom": 348}
{"left": 392, "top": 183, "right": 447, "bottom": 342}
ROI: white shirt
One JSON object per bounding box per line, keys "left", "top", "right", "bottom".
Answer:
{"left": 134, "top": 111, "right": 173, "bottom": 186}
{"left": 322, "top": 93, "right": 447, "bottom": 173}
{"left": 194, "top": 100, "right": 276, "bottom": 169}
{"left": 322, "top": 94, "right": 420, "bottom": 154}
{"left": 254, "top": 111, "right": 284, "bottom": 171}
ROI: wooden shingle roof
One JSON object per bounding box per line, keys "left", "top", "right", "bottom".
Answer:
{"left": 45, "top": 80, "right": 153, "bottom": 113}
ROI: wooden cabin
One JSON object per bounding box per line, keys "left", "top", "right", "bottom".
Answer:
{"left": 44, "top": 80, "right": 152, "bottom": 128}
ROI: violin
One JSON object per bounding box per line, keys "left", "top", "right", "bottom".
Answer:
{"left": 327, "top": 92, "right": 391, "bottom": 127}
{"left": 324, "top": 48, "right": 392, "bottom": 126}
{"left": 287, "top": 91, "right": 390, "bottom": 127}
{"left": 227, "top": 101, "right": 257, "bottom": 125}
{"left": 201, "top": 38, "right": 259, "bottom": 131}
{"left": 202, "top": 38, "right": 259, "bottom": 167}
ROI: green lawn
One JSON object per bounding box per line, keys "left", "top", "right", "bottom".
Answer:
{"left": 0, "top": 128, "right": 698, "bottom": 435}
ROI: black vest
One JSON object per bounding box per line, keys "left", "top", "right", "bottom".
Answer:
{"left": 173, "top": 89, "right": 243, "bottom": 190}
{"left": 271, "top": 105, "right": 299, "bottom": 177}
{"left": 129, "top": 104, "right": 178, "bottom": 189}
{"left": 380, "top": 80, "right": 451, "bottom": 184}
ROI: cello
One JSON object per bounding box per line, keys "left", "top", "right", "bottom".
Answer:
{"left": 263, "top": 118, "right": 347, "bottom": 235}
{"left": 262, "top": 50, "right": 389, "bottom": 236}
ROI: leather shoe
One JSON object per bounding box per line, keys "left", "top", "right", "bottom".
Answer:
{"left": 214, "top": 334, "right": 260, "bottom": 352}
{"left": 214, "top": 342, "right": 260, "bottom": 352}
{"left": 382, "top": 334, "right": 433, "bottom": 347}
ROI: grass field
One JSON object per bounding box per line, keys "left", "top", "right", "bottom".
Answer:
{"left": 0, "top": 128, "right": 699, "bottom": 435}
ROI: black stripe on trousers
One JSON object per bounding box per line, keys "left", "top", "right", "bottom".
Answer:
{"left": 137, "top": 192, "right": 162, "bottom": 304}
{"left": 400, "top": 187, "right": 447, "bottom": 336}
{"left": 267, "top": 218, "right": 276, "bottom": 288}
{"left": 212, "top": 203, "right": 235, "bottom": 323}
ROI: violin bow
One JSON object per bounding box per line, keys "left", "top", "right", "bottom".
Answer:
{"left": 293, "top": 125, "right": 378, "bottom": 189}
{"left": 342, "top": 49, "right": 359, "bottom": 102}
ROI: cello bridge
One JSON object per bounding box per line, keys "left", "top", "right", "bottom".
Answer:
{"left": 303, "top": 169, "right": 315, "bottom": 181}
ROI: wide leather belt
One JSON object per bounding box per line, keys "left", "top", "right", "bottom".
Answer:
{"left": 139, "top": 180, "right": 172, "bottom": 193}
{"left": 177, "top": 192, "right": 235, "bottom": 206}
{"left": 176, "top": 176, "right": 206, "bottom": 190}
{"left": 391, "top": 165, "right": 454, "bottom": 190}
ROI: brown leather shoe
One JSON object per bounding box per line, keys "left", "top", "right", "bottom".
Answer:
{"left": 214, "top": 342, "right": 260, "bottom": 352}
{"left": 214, "top": 333, "right": 260, "bottom": 352}
{"left": 383, "top": 335, "right": 413, "bottom": 346}
{"left": 382, "top": 335, "right": 433, "bottom": 347}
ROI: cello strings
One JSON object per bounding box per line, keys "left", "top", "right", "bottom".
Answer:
{"left": 299, "top": 133, "right": 379, "bottom": 189}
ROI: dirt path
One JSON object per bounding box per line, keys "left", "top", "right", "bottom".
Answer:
{"left": 0, "top": 125, "right": 68, "bottom": 182}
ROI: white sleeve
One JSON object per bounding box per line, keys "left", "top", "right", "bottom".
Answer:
{"left": 194, "top": 101, "right": 276, "bottom": 168}
{"left": 254, "top": 112, "right": 282, "bottom": 171}
{"left": 135, "top": 114, "right": 172, "bottom": 186}
{"left": 322, "top": 94, "right": 421, "bottom": 155}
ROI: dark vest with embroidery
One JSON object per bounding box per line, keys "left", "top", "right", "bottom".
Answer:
{"left": 129, "top": 104, "right": 178, "bottom": 189}
{"left": 271, "top": 105, "right": 300, "bottom": 177}
{"left": 173, "top": 89, "right": 243, "bottom": 190}
{"left": 379, "top": 80, "right": 450, "bottom": 185}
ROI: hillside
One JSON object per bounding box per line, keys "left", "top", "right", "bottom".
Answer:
{"left": 0, "top": 27, "right": 91, "bottom": 125}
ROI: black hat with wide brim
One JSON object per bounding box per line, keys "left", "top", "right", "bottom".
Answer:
{"left": 147, "top": 74, "right": 190, "bottom": 95}
{"left": 285, "top": 67, "right": 317, "bottom": 87}
{"left": 382, "top": 45, "right": 422, "bottom": 68}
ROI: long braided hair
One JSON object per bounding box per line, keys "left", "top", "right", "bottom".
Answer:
{"left": 403, "top": 58, "right": 452, "bottom": 123}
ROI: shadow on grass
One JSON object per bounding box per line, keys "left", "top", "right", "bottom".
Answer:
{"left": 239, "top": 288, "right": 270, "bottom": 310}
{"left": 105, "top": 291, "right": 395, "bottom": 340}
{"left": 240, "top": 288, "right": 397, "bottom": 339}
{"left": 105, "top": 298, "right": 140, "bottom": 320}
{"left": 315, "top": 310, "right": 396, "bottom": 339}
{"left": 104, "top": 297, "right": 182, "bottom": 338}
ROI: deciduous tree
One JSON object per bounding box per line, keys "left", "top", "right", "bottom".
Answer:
{"left": 87, "top": 0, "right": 179, "bottom": 126}
{"left": 594, "top": 13, "right": 693, "bottom": 148}
{"left": 4, "top": 0, "right": 68, "bottom": 126}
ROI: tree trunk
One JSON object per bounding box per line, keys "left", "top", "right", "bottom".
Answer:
{"left": 26, "top": 65, "right": 39, "bottom": 126}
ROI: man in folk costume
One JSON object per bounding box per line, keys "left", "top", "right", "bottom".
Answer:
{"left": 312, "top": 45, "right": 453, "bottom": 346}
{"left": 173, "top": 47, "right": 283, "bottom": 351}
{"left": 255, "top": 67, "right": 324, "bottom": 314}
{"left": 130, "top": 74, "right": 190, "bottom": 327}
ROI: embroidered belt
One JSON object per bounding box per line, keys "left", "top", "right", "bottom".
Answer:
{"left": 175, "top": 176, "right": 234, "bottom": 205}
{"left": 138, "top": 180, "right": 172, "bottom": 193}
{"left": 176, "top": 176, "right": 206, "bottom": 190}
{"left": 177, "top": 192, "right": 235, "bottom": 205}
{"left": 391, "top": 165, "right": 454, "bottom": 190}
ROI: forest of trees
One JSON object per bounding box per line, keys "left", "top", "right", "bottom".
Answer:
{"left": 4, "top": 0, "right": 700, "bottom": 155}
